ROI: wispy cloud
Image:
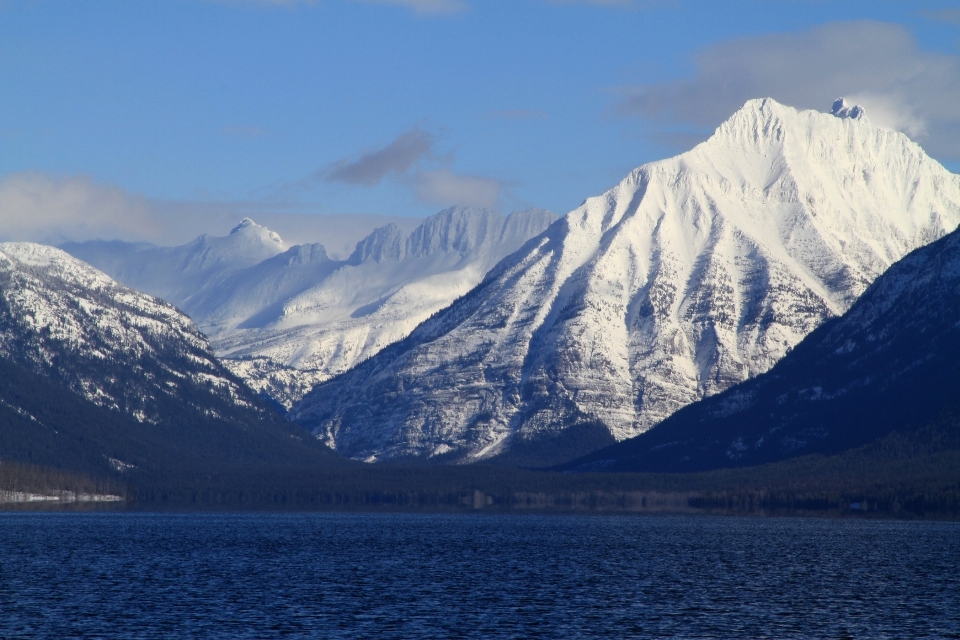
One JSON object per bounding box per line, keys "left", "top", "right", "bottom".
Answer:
{"left": 413, "top": 169, "right": 501, "bottom": 208}
{"left": 221, "top": 125, "right": 271, "bottom": 138}
{"left": 354, "top": 0, "right": 470, "bottom": 16}
{"left": 317, "top": 126, "right": 504, "bottom": 208}
{"left": 918, "top": 8, "right": 960, "bottom": 25}
{"left": 324, "top": 127, "right": 434, "bottom": 186}
{"left": 482, "top": 109, "right": 548, "bottom": 121}
{"left": 202, "top": 0, "right": 319, "bottom": 7}
{"left": 617, "top": 21, "right": 960, "bottom": 160}
{"left": 546, "top": 0, "right": 669, "bottom": 9}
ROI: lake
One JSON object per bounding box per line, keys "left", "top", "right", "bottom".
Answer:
{"left": 1, "top": 512, "right": 958, "bottom": 638}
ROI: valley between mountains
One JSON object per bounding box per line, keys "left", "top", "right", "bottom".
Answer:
{"left": 3, "top": 97, "right": 960, "bottom": 513}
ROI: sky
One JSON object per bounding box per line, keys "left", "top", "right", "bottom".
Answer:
{"left": 1, "top": 0, "right": 959, "bottom": 247}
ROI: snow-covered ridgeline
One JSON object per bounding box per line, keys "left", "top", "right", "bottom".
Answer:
{"left": 64, "top": 207, "right": 555, "bottom": 408}
{"left": 213, "top": 207, "right": 555, "bottom": 407}
{"left": 0, "top": 242, "right": 255, "bottom": 422}
{"left": 291, "top": 98, "right": 960, "bottom": 463}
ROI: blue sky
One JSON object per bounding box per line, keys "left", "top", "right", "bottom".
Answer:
{"left": 2, "top": 0, "right": 959, "bottom": 244}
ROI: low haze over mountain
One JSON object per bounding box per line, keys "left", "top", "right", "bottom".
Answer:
{"left": 291, "top": 99, "right": 960, "bottom": 466}
{"left": 64, "top": 218, "right": 288, "bottom": 314}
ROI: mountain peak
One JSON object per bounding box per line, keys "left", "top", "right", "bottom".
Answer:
{"left": 347, "top": 207, "right": 513, "bottom": 264}
{"left": 710, "top": 97, "right": 874, "bottom": 154}
{"left": 0, "top": 241, "right": 63, "bottom": 268}
{"left": 831, "top": 97, "right": 866, "bottom": 121}
{"left": 407, "top": 206, "right": 503, "bottom": 258}
{"left": 229, "top": 218, "right": 284, "bottom": 247}
{"left": 706, "top": 98, "right": 794, "bottom": 151}
{"left": 349, "top": 223, "right": 405, "bottom": 264}
{"left": 292, "top": 98, "right": 960, "bottom": 465}
{"left": 231, "top": 218, "right": 256, "bottom": 233}
{"left": 730, "top": 96, "right": 791, "bottom": 119}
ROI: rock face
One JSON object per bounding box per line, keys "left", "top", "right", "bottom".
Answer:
{"left": 63, "top": 208, "right": 554, "bottom": 408}
{"left": 562, "top": 225, "right": 960, "bottom": 473}
{"left": 291, "top": 98, "right": 960, "bottom": 465}
{"left": 0, "top": 242, "right": 261, "bottom": 425}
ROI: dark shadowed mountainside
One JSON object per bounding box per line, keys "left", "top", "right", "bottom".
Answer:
{"left": 0, "top": 242, "right": 347, "bottom": 486}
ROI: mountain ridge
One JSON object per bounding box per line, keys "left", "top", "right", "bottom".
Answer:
{"left": 291, "top": 97, "right": 960, "bottom": 465}
{"left": 62, "top": 218, "right": 287, "bottom": 312}
{"left": 0, "top": 242, "right": 258, "bottom": 424}
{"left": 0, "top": 242, "right": 343, "bottom": 482}
{"left": 216, "top": 207, "right": 555, "bottom": 407}
{"left": 62, "top": 206, "right": 555, "bottom": 408}
{"left": 560, "top": 222, "right": 960, "bottom": 473}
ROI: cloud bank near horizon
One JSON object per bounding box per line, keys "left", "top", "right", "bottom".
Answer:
{"left": 619, "top": 21, "right": 960, "bottom": 160}
{"left": 0, "top": 172, "right": 429, "bottom": 254}
{"left": 413, "top": 170, "right": 501, "bottom": 208}
{"left": 0, "top": 173, "right": 157, "bottom": 245}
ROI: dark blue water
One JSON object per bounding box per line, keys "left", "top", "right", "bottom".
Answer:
{"left": 1, "top": 513, "right": 959, "bottom": 639}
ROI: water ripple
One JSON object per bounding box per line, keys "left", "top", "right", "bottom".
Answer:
{"left": 1, "top": 513, "right": 959, "bottom": 638}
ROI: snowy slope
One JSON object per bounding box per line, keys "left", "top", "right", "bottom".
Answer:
{"left": 63, "top": 208, "right": 554, "bottom": 408}
{"left": 0, "top": 242, "right": 259, "bottom": 423}
{"left": 62, "top": 218, "right": 286, "bottom": 313}
{"left": 213, "top": 207, "right": 554, "bottom": 407}
{"left": 291, "top": 98, "right": 960, "bottom": 464}
{"left": 563, "top": 224, "right": 960, "bottom": 473}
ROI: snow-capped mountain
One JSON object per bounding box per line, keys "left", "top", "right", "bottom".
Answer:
{"left": 213, "top": 207, "right": 554, "bottom": 407}
{"left": 291, "top": 98, "right": 960, "bottom": 465}
{"left": 62, "top": 218, "right": 287, "bottom": 314}
{"left": 0, "top": 242, "right": 344, "bottom": 479}
{"left": 0, "top": 242, "right": 260, "bottom": 423}
{"left": 563, "top": 223, "right": 960, "bottom": 473}
{"left": 63, "top": 207, "right": 554, "bottom": 408}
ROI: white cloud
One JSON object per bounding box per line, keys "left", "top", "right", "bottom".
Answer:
{"left": 618, "top": 21, "right": 960, "bottom": 160}
{"left": 843, "top": 92, "right": 927, "bottom": 138}
{"left": 0, "top": 172, "right": 429, "bottom": 251}
{"left": 354, "top": 0, "right": 470, "bottom": 16}
{"left": 0, "top": 173, "right": 157, "bottom": 244}
{"left": 413, "top": 169, "right": 500, "bottom": 208}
